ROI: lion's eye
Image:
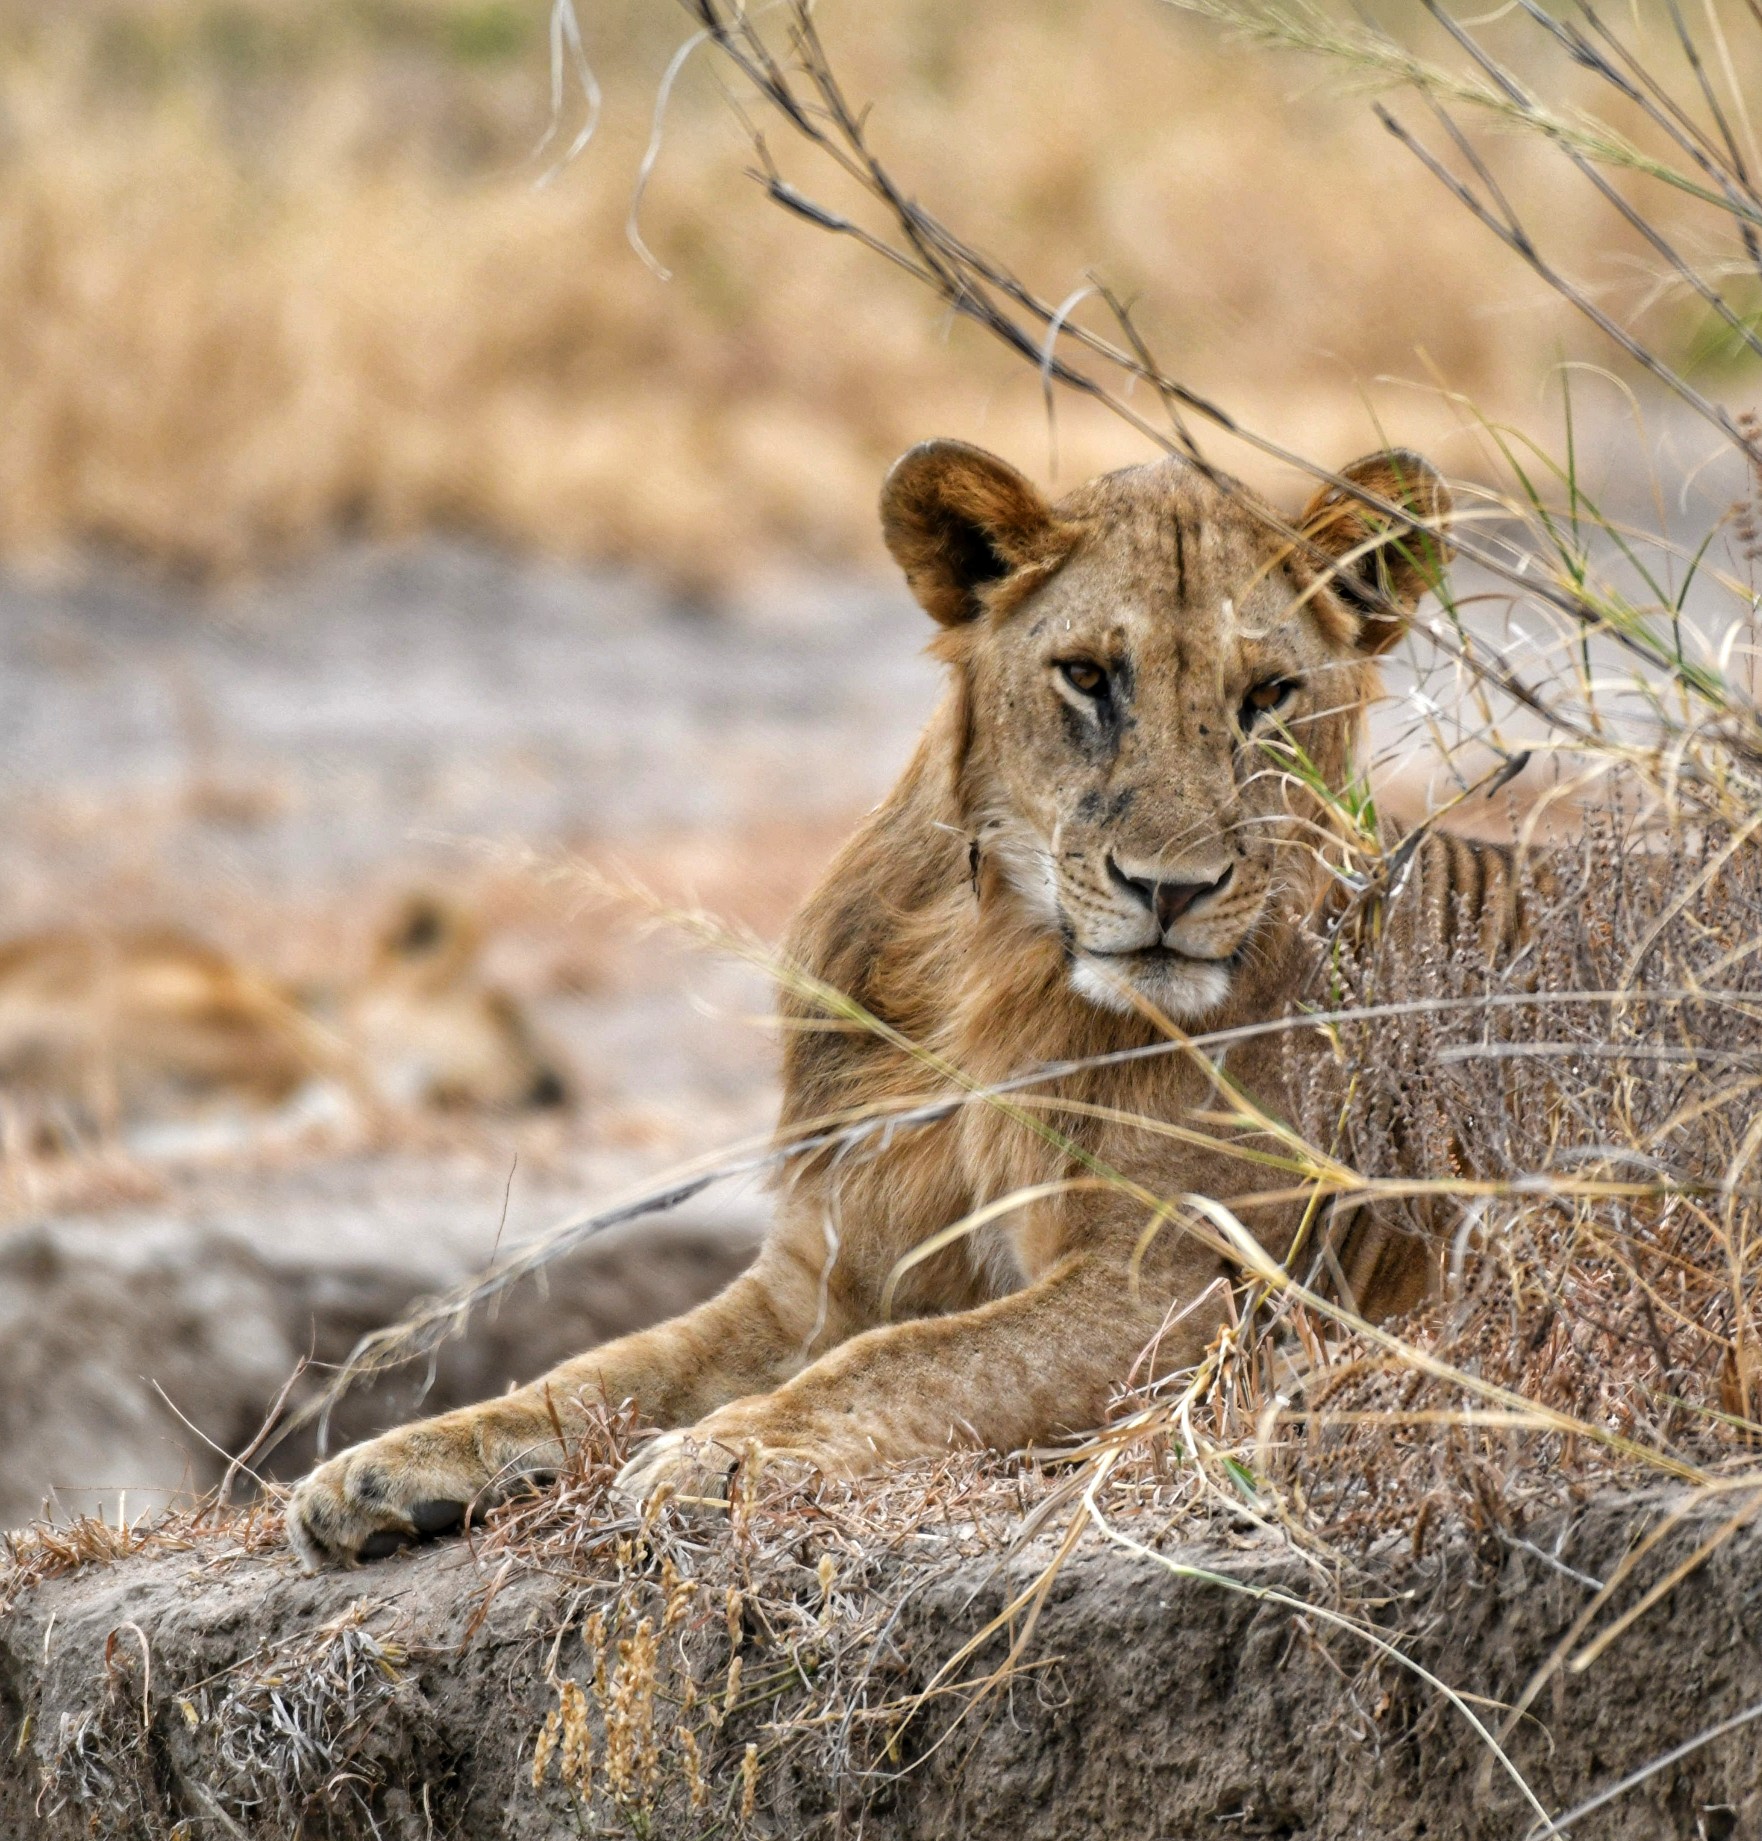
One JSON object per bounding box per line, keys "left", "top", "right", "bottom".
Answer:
{"left": 1058, "top": 659, "right": 1109, "bottom": 698}
{"left": 1240, "top": 676, "right": 1300, "bottom": 729}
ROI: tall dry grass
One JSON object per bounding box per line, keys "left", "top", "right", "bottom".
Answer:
{"left": 0, "top": 0, "right": 1746, "bottom": 585}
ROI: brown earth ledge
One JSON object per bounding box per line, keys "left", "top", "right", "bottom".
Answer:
{"left": 3, "top": 1486, "right": 1759, "bottom": 1840}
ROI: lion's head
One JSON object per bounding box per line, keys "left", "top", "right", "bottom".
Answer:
{"left": 881, "top": 442, "right": 1450, "bottom": 1022}
{"left": 346, "top": 895, "right": 572, "bottom": 1113}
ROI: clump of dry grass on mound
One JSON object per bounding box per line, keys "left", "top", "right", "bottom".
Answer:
{"left": 4, "top": 1246, "right": 1754, "bottom": 1841}
{"left": 0, "top": 1422, "right": 1074, "bottom": 1834}
{"left": 1280, "top": 818, "right": 1762, "bottom": 1531}
{"left": 0, "top": 0, "right": 1743, "bottom": 584}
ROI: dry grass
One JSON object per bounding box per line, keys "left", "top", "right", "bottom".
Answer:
{"left": 1, "top": 0, "right": 1751, "bottom": 586}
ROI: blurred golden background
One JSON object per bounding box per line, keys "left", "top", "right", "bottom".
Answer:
{"left": 5, "top": 0, "right": 1746, "bottom": 586}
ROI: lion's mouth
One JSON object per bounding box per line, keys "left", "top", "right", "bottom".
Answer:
{"left": 1079, "top": 943, "right": 1242, "bottom": 969}
{"left": 1066, "top": 939, "right": 1239, "bottom": 1021}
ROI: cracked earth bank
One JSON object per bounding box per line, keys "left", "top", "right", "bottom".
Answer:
{"left": 4, "top": 1490, "right": 1762, "bottom": 1840}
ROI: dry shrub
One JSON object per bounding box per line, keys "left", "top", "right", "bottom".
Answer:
{"left": 207, "top": 1603, "right": 443, "bottom": 1831}
{"left": 1268, "top": 815, "right": 1762, "bottom": 1550}
{"left": 37, "top": 1589, "right": 442, "bottom": 1836}
{"left": 0, "top": 0, "right": 1738, "bottom": 584}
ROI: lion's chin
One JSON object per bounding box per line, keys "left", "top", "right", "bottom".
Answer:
{"left": 1068, "top": 949, "right": 1234, "bottom": 1022}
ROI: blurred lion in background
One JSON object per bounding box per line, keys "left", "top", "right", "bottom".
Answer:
{"left": 0, "top": 893, "right": 570, "bottom": 1158}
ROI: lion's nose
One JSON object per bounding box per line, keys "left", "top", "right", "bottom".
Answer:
{"left": 1107, "top": 859, "right": 1234, "bottom": 933}
{"left": 525, "top": 1068, "right": 570, "bottom": 1110}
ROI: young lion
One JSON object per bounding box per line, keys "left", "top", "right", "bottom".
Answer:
{"left": 0, "top": 895, "right": 569, "bottom": 1154}
{"left": 288, "top": 440, "right": 1470, "bottom": 1567}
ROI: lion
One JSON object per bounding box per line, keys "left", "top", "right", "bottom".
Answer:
{"left": 287, "top": 438, "right": 1504, "bottom": 1568}
{"left": 0, "top": 928, "right": 325, "bottom": 1150}
{"left": 0, "top": 894, "right": 570, "bottom": 1155}
{"left": 338, "top": 894, "right": 572, "bottom": 1117}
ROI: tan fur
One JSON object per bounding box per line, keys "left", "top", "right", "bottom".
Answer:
{"left": 0, "top": 896, "right": 568, "bottom": 1152}
{"left": 0, "top": 929, "right": 322, "bottom": 1143}
{"left": 287, "top": 442, "right": 1477, "bottom": 1569}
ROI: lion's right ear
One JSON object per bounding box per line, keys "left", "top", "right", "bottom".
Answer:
{"left": 880, "top": 440, "right": 1067, "bottom": 626}
{"left": 1299, "top": 450, "right": 1452, "bottom": 656}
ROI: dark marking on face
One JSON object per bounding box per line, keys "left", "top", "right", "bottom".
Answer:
{"left": 1060, "top": 698, "right": 1110, "bottom": 760}
{"left": 1111, "top": 655, "right": 1137, "bottom": 708}
{"left": 1104, "top": 787, "right": 1138, "bottom": 821}
{"left": 1055, "top": 646, "right": 1139, "bottom": 764}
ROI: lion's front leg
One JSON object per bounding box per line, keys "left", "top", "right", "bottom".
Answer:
{"left": 287, "top": 1246, "right": 850, "bottom": 1568}
{"left": 615, "top": 1250, "right": 1229, "bottom": 1506}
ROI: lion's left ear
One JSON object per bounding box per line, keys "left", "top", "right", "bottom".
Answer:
{"left": 1299, "top": 450, "right": 1452, "bottom": 655}
{"left": 378, "top": 892, "right": 478, "bottom": 975}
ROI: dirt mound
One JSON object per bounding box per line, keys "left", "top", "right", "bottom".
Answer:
{"left": 3, "top": 1484, "right": 1758, "bottom": 1839}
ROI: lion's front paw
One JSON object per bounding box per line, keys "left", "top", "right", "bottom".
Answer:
{"left": 612, "top": 1427, "right": 746, "bottom": 1516}
{"left": 285, "top": 1412, "right": 546, "bottom": 1571}
{"left": 612, "top": 1405, "right": 859, "bottom": 1518}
